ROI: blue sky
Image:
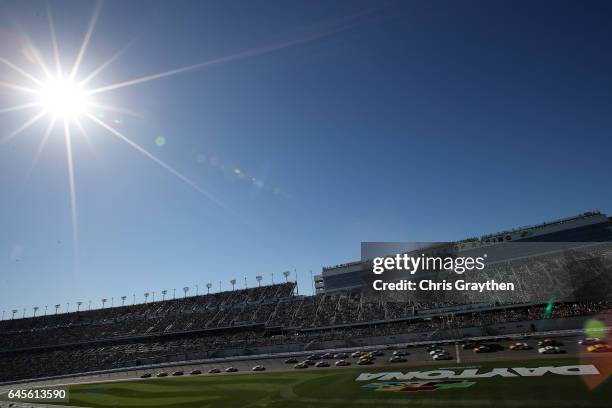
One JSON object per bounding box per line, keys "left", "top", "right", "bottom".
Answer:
{"left": 1, "top": 0, "right": 611, "bottom": 315}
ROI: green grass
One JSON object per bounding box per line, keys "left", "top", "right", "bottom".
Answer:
{"left": 8, "top": 358, "right": 612, "bottom": 408}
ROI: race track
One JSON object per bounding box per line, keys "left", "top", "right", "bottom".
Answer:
{"left": 2, "top": 335, "right": 606, "bottom": 393}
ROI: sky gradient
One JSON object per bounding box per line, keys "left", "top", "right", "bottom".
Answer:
{"left": 1, "top": 0, "right": 611, "bottom": 316}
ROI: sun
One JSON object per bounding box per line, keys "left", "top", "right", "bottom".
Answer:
{"left": 37, "top": 77, "right": 90, "bottom": 118}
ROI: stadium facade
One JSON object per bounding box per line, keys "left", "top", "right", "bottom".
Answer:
{"left": 318, "top": 211, "right": 612, "bottom": 294}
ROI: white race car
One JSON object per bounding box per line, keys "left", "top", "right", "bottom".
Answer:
{"left": 538, "top": 346, "right": 563, "bottom": 354}
{"left": 433, "top": 352, "right": 452, "bottom": 360}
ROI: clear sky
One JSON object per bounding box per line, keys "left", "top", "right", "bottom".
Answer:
{"left": 1, "top": 0, "right": 611, "bottom": 316}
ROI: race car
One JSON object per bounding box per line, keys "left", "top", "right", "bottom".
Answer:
{"left": 578, "top": 338, "right": 606, "bottom": 346}
{"left": 335, "top": 359, "right": 351, "bottom": 366}
{"left": 462, "top": 341, "right": 479, "bottom": 350}
{"left": 473, "top": 344, "right": 503, "bottom": 353}
{"left": 190, "top": 370, "right": 202, "bottom": 375}
{"left": 140, "top": 373, "right": 152, "bottom": 378}
{"left": 172, "top": 371, "right": 184, "bottom": 376}
{"left": 392, "top": 350, "right": 409, "bottom": 356}
{"left": 426, "top": 345, "right": 441, "bottom": 352}
{"left": 333, "top": 352, "right": 348, "bottom": 359}
{"left": 587, "top": 344, "right": 612, "bottom": 353}
{"left": 252, "top": 365, "right": 266, "bottom": 371}
{"left": 473, "top": 345, "right": 491, "bottom": 353}
{"left": 306, "top": 354, "right": 321, "bottom": 360}
{"left": 315, "top": 361, "right": 330, "bottom": 367}
{"left": 538, "top": 339, "right": 563, "bottom": 347}
{"left": 509, "top": 342, "right": 532, "bottom": 350}
{"left": 304, "top": 360, "right": 316, "bottom": 366}
{"left": 284, "top": 358, "right": 298, "bottom": 364}
{"left": 538, "top": 346, "right": 564, "bottom": 354}
{"left": 433, "top": 352, "right": 452, "bottom": 360}
{"left": 294, "top": 362, "right": 308, "bottom": 369}
{"left": 370, "top": 350, "right": 385, "bottom": 356}
{"left": 321, "top": 353, "right": 334, "bottom": 359}
{"left": 351, "top": 351, "right": 364, "bottom": 358}
{"left": 429, "top": 349, "right": 444, "bottom": 356}
{"left": 225, "top": 367, "right": 238, "bottom": 372}
{"left": 156, "top": 372, "right": 168, "bottom": 377}
{"left": 357, "top": 358, "right": 373, "bottom": 365}
{"left": 389, "top": 355, "right": 407, "bottom": 363}
{"left": 208, "top": 368, "right": 221, "bottom": 374}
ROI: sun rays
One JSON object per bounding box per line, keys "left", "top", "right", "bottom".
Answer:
{"left": 0, "top": 1, "right": 367, "bottom": 270}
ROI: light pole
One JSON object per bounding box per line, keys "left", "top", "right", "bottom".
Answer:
{"left": 44, "top": 305, "right": 48, "bottom": 316}
{"left": 111, "top": 297, "right": 114, "bottom": 307}
{"left": 183, "top": 286, "right": 189, "bottom": 298}
{"left": 22, "top": 308, "right": 26, "bottom": 318}
{"left": 310, "top": 270, "right": 314, "bottom": 295}
{"left": 230, "top": 279, "right": 236, "bottom": 291}
{"left": 283, "top": 271, "right": 290, "bottom": 282}
{"left": 33, "top": 306, "right": 39, "bottom": 317}
{"left": 206, "top": 283, "right": 212, "bottom": 294}
{"left": 152, "top": 291, "right": 155, "bottom": 302}
{"left": 256, "top": 275, "right": 262, "bottom": 287}
{"left": 88, "top": 300, "right": 92, "bottom": 310}
{"left": 173, "top": 288, "right": 176, "bottom": 299}
{"left": 66, "top": 302, "right": 70, "bottom": 313}
{"left": 244, "top": 276, "right": 247, "bottom": 289}
{"left": 1, "top": 310, "right": 4, "bottom": 320}
{"left": 54, "top": 304, "right": 60, "bottom": 314}
{"left": 144, "top": 293, "right": 149, "bottom": 303}
{"left": 11, "top": 309, "right": 17, "bottom": 319}
{"left": 196, "top": 284, "right": 199, "bottom": 296}
{"left": 121, "top": 296, "right": 126, "bottom": 306}
{"left": 101, "top": 298, "right": 107, "bottom": 308}
{"left": 162, "top": 290, "right": 167, "bottom": 301}
{"left": 77, "top": 302, "right": 83, "bottom": 312}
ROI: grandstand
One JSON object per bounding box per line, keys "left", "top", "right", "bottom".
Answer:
{"left": 1, "top": 213, "right": 611, "bottom": 383}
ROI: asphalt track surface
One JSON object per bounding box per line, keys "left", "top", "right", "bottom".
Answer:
{"left": 2, "top": 335, "right": 607, "bottom": 393}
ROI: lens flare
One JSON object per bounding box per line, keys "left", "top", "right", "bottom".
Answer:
{"left": 37, "top": 77, "right": 90, "bottom": 117}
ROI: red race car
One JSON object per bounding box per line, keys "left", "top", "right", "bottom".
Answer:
{"left": 509, "top": 342, "right": 532, "bottom": 350}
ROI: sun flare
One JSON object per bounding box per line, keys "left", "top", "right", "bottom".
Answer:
{"left": 37, "top": 77, "right": 90, "bottom": 118}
